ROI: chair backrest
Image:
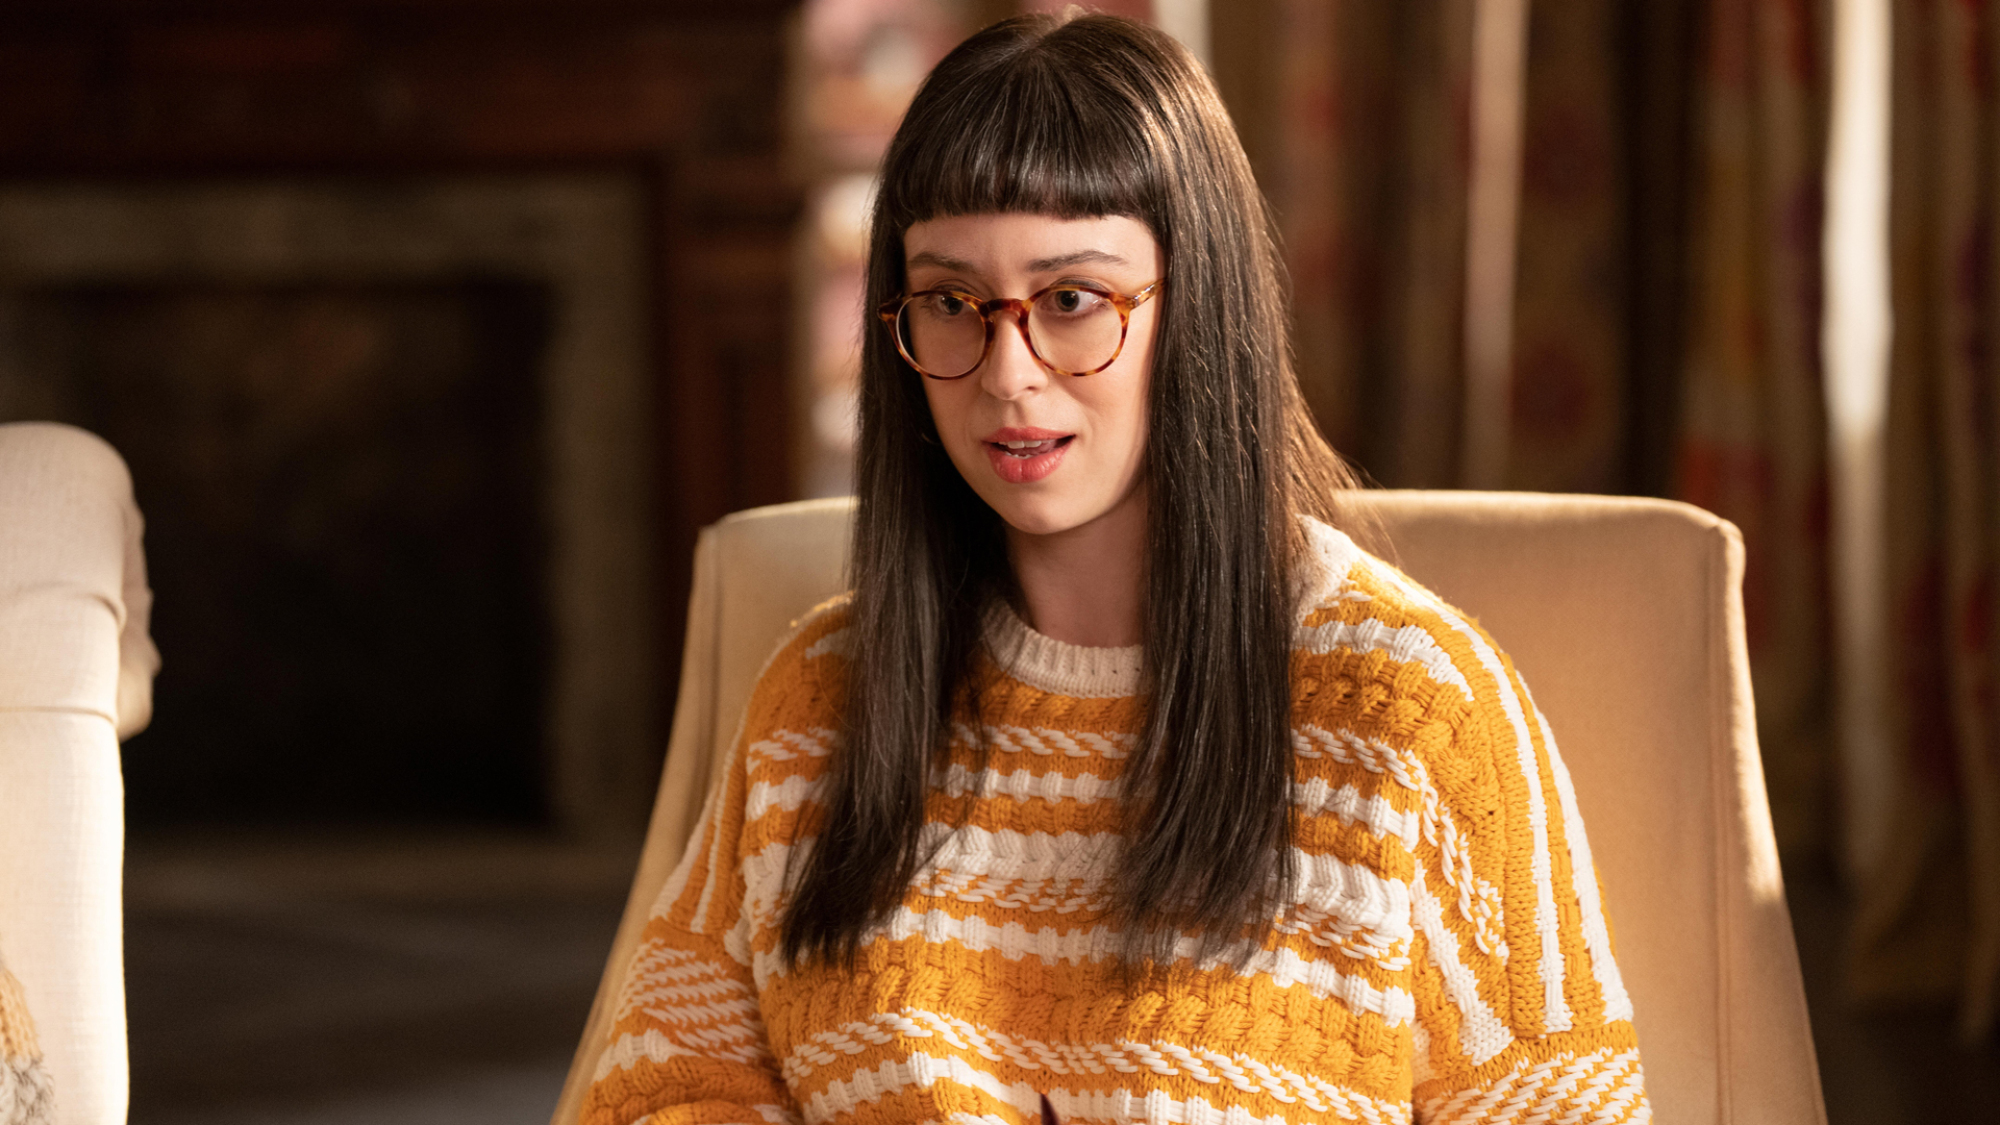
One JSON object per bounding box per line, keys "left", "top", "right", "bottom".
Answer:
{"left": 554, "top": 491, "right": 1826, "bottom": 1125}
{"left": 0, "top": 421, "right": 160, "bottom": 1125}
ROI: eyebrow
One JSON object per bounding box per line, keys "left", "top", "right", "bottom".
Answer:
{"left": 906, "top": 250, "right": 976, "bottom": 273}
{"left": 904, "top": 248, "right": 1131, "bottom": 274}
{"left": 1025, "top": 249, "right": 1128, "bottom": 272}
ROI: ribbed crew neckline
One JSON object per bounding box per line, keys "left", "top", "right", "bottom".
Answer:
{"left": 981, "top": 600, "right": 1144, "bottom": 699}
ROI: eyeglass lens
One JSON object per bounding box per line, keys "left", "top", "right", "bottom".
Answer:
{"left": 899, "top": 288, "right": 1125, "bottom": 378}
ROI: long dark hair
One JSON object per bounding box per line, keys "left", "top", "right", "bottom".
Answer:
{"left": 780, "top": 12, "right": 1358, "bottom": 967}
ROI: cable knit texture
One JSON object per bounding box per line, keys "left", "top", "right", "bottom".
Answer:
{"left": 583, "top": 518, "right": 1648, "bottom": 1125}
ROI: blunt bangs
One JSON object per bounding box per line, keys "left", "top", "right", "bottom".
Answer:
{"left": 875, "top": 22, "right": 1164, "bottom": 233}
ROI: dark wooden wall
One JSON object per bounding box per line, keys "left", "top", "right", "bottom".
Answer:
{"left": 0, "top": 0, "right": 804, "bottom": 824}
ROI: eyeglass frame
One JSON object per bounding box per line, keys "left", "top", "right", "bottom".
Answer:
{"left": 876, "top": 279, "right": 1163, "bottom": 380}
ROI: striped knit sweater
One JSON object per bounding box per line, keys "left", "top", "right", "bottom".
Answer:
{"left": 584, "top": 518, "right": 1648, "bottom": 1125}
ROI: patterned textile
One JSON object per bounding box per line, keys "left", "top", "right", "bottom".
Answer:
{"left": 1851, "top": 0, "right": 2000, "bottom": 1041}
{"left": 1262, "top": 0, "right": 1474, "bottom": 486}
{"left": 1506, "top": 0, "right": 1628, "bottom": 496}
{"left": 582, "top": 520, "right": 1649, "bottom": 1125}
{"left": 1244, "top": 0, "right": 1834, "bottom": 848}
{"left": 0, "top": 946, "right": 53, "bottom": 1125}
{"left": 1674, "top": 0, "right": 1833, "bottom": 854}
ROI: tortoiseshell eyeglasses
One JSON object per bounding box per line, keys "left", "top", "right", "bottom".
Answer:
{"left": 877, "top": 280, "right": 1162, "bottom": 380}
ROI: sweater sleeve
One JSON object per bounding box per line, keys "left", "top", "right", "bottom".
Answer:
{"left": 580, "top": 729, "right": 794, "bottom": 1125}
{"left": 579, "top": 606, "right": 850, "bottom": 1125}
{"left": 1405, "top": 614, "right": 1649, "bottom": 1124}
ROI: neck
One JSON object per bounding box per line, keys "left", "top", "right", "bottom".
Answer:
{"left": 1005, "top": 486, "right": 1147, "bottom": 649}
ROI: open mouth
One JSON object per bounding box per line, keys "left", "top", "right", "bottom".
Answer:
{"left": 981, "top": 429, "right": 1074, "bottom": 484}
{"left": 990, "top": 435, "right": 1074, "bottom": 459}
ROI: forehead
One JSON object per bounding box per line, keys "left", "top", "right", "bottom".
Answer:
{"left": 902, "top": 212, "right": 1160, "bottom": 274}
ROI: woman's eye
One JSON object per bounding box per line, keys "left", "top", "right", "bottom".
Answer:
{"left": 924, "top": 292, "right": 972, "bottom": 317}
{"left": 1044, "top": 287, "right": 1107, "bottom": 316}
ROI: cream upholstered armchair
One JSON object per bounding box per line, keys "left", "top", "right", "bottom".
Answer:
{"left": 0, "top": 422, "right": 159, "bottom": 1125}
{"left": 554, "top": 492, "right": 1827, "bottom": 1125}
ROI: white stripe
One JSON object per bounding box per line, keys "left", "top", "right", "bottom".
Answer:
{"left": 1418, "top": 1047, "right": 1647, "bottom": 1124}
{"left": 1295, "top": 617, "right": 1474, "bottom": 702}
{"left": 625, "top": 973, "right": 743, "bottom": 1011}
{"left": 690, "top": 809, "right": 727, "bottom": 934}
{"left": 615, "top": 945, "right": 762, "bottom": 1026}
{"left": 957, "top": 723, "right": 1136, "bottom": 759}
{"left": 594, "top": 1028, "right": 704, "bottom": 1077}
{"left": 653, "top": 737, "right": 738, "bottom": 924}
{"left": 742, "top": 824, "right": 1416, "bottom": 935}
{"left": 593, "top": 1026, "right": 770, "bottom": 1080}
{"left": 1293, "top": 726, "right": 1505, "bottom": 956}
{"left": 782, "top": 1009, "right": 1411, "bottom": 1123}
{"left": 1410, "top": 860, "right": 1513, "bottom": 1067}
{"left": 588, "top": 1024, "right": 768, "bottom": 1080}
{"left": 1535, "top": 705, "right": 1637, "bottom": 1023}
{"left": 1298, "top": 516, "right": 1368, "bottom": 606}
{"left": 682, "top": 599, "right": 842, "bottom": 933}
{"left": 911, "top": 861, "right": 1412, "bottom": 969}
{"left": 1411, "top": 1022, "right": 1435, "bottom": 1086}
{"left": 1282, "top": 853, "right": 1416, "bottom": 968}
{"left": 804, "top": 626, "right": 850, "bottom": 661}
{"left": 938, "top": 765, "right": 1421, "bottom": 850}
{"left": 1269, "top": 915, "right": 1411, "bottom": 970}
{"left": 1294, "top": 777, "right": 1422, "bottom": 847}
{"left": 918, "top": 823, "right": 1120, "bottom": 881}
{"left": 939, "top": 763, "right": 1121, "bottom": 804}
{"left": 750, "top": 906, "right": 1416, "bottom": 1026}
{"left": 747, "top": 773, "right": 821, "bottom": 821}
{"left": 724, "top": 905, "right": 756, "bottom": 970}
{"left": 690, "top": 736, "right": 748, "bottom": 934}
{"left": 914, "top": 868, "right": 1112, "bottom": 914}
{"left": 747, "top": 727, "right": 838, "bottom": 767}
{"left": 635, "top": 995, "right": 762, "bottom": 1030}
{"left": 1384, "top": 569, "right": 1570, "bottom": 1033}
{"left": 1293, "top": 850, "right": 1414, "bottom": 939}
{"left": 617, "top": 943, "right": 718, "bottom": 989}
{"left": 792, "top": 1047, "right": 1409, "bottom": 1125}
{"left": 692, "top": 606, "right": 845, "bottom": 932}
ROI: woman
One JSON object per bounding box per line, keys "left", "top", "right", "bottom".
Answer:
{"left": 586, "top": 13, "right": 1647, "bottom": 1125}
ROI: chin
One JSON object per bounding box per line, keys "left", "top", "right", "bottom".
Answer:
{"left": 984, "top": 494, "right": 1089, "bottom": 538}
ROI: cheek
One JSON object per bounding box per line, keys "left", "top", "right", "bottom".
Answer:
{"left": 921, "top": 378, "right": 963, "bottom": 437}
{"left": 920, "top": 380, "right": 981, "bottom": 466}
{"left": 1103, "top": 385, "right": 1150, "bottom": 473}
{"left": 1099, "top": 337, "right": 1154, "bottom": 469}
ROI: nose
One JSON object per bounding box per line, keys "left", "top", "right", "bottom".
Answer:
{"left": 976, "top": 303, "right": 1047, "bottom": 401}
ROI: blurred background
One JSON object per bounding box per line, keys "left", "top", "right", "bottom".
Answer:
{"left": 0, "top": 0, "right": 1995, "bottom": 1121}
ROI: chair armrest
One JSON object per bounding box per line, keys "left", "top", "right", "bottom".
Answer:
{"left": 0, "top": 421, "right": 158, "bottom": 1125}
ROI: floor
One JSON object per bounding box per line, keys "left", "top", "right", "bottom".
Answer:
{"left": 1784, "top": 854, "right": 2000, "bottom": 1124}
{"left": 125, "top": 831, "right": 634, "bottom": 1125}
{"left": 124, "top": 835, "right": 2000, "bottom": 1124}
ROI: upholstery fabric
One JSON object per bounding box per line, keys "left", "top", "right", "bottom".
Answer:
{"left": 553, "top": 491, "right": 1824, "bottom": 1125}
{"left": 0, "top": 422, "right": 160, "bottom": 1125}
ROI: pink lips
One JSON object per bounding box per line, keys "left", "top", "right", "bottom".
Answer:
{"left": 982, "top": 426, "right": 1074, "bottom": 484}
